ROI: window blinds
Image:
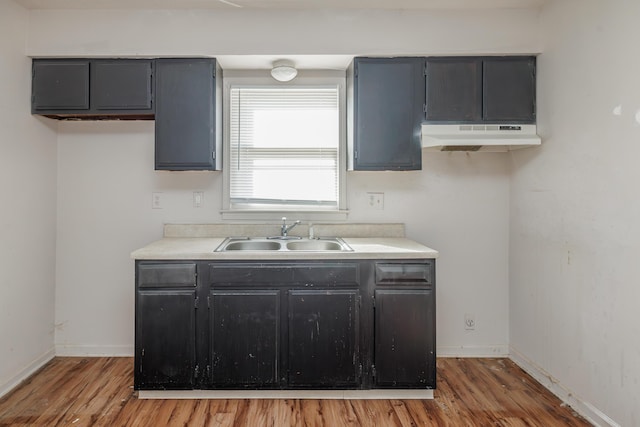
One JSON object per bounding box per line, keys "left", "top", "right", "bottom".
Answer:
{"left": 229, "top": 87, "right": 340, "bottom": 208}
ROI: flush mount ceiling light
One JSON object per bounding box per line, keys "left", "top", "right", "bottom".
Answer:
{"left": 270, "top": 60, "right": 298, "bottom": 82}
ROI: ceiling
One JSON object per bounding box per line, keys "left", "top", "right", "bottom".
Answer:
{"left": 16, "top": 0, "right": 548, "bottom": 10}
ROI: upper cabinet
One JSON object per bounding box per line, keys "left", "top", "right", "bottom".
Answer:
{"left": 425, "top": 56, "right": 536, "bottom": 124}
{"left": 154, "top": 58, "right": 222, "bottom": 171}
{"left": 91, "top": 60, "right": 153, "bottom": 112}
{"left": 348, "top": 57, "right": 424, "bottom": 171}
{"left": 32, "top": 58, "right": 154, "bottom": 117}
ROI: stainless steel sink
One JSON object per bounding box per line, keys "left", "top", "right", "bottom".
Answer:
{"left": 286, "top": 240, "right": 345, "bottom": 251}
{"left": 215, "top": 237, "right": 352, "bottom": 252}
{"left": 222, "top": 240, "right": 282, "bottom": 251}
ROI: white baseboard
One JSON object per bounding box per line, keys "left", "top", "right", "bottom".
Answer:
{"left": 55, "top": 344, "right": 134, "bottom": 357}
{"left": 0, "top": 347, "right": 55, "bottom": 399}
{"left": 437, "top": 345, "right": 509, "bottom": 357}
{"left": 139, "top": 389, "right": 434, "bottom": 400}
{"left": 509, "top": 346, "right": 620, "bottom": 427}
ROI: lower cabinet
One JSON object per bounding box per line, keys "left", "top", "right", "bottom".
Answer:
{"left": 374, "top": 289, "right": 435, "bottom": 388}
{"left": 288, "top": 290, "right": 360, "bottom": 388}
{"left": 373, "top": 261, "right": 436, "bottom": 388}
{"left": 134, "top": 259, "right": 435, "bottom": 391}
{"left": 209, "top": 290, "right": 280, "bottom": 387}
{"left": 135, "top": 263, "right": 197, "bottom": 390}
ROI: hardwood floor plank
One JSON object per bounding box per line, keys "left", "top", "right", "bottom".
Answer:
{"left": 0, "top": 357, "right": 592, "bottom": 427}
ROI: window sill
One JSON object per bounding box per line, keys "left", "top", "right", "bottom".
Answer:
{"left": 220, "top": 210, "right": 349, "bottom": 222}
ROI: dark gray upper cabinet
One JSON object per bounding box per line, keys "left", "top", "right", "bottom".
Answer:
{"left": 32, "top": 59, "right": 90, "bottom": 111}
{"left": 425, "top": 56, "right": 536, "bottom": 124}
{"left": 349, "top": 57, "right": 424, "bottom": 171}
{"left": 32, "top": 58, "right": 154, "bottom": 117}
{"left": 483, "top": 57, "right": 536, "bottom": 123}
{"left": 154, "top": 58, "right": 222, "bottom": 171}
{"left": 91, "top": 60, "right": 153, "bottom": 111}
{"left": 424, "top": 58, "right": 482, "bottom": 122}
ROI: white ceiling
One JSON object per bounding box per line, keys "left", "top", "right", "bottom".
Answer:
{"left": 15, "top": 0, "right": 548, "bottom": 10}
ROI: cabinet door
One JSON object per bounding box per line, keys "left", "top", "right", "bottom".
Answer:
{"left": 32, "top": 59, "right": 89, "bottom": 111}
{"left": 483, "top": 57, "right": 536, "bottom": 123}
{"left": 135, "top": 289, "right": 196, "bottom": 389}
{"left": 352, "top": 57, "right": 424, "bottom": 171}
{"left": 288, "top": 289, "right": 360, "bottom": 388}
{"left": 155, "top": 58, "right": 220, "bottom": 171}
{"left": 425, "top": 57, "right": 482, "bottom": 123}
{"left": 92, "top": 60, "right": 153, "bottom": 111}
{"left": 210, "top": 290, "right": 280, "bottom": 387}
{"left": 374, "top": 289, "right": 435, "bottom": 388}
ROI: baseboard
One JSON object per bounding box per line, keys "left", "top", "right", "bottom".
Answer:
{"left": 55, "top": 344, "right": 134, "bottom": 357}
{"left": 509, "top": 346, "right": 620, "bottom": 427}
{"left": 0, "top": 347, "right": 55, "bottom": 399}
{"left": 139, "top": 389, "right": 434, "bottom": 400}
{"left": 437, "top": 345, "right": 509, "bottom": 357}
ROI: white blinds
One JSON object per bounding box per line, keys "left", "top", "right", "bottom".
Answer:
{"left": 229, "top": 86, "right": 340, "bottom": 208}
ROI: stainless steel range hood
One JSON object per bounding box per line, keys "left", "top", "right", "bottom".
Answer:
{"left": 421, "top": 124, "right": 541, "bottom": 152}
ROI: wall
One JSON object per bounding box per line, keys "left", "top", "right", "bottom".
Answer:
{"left": 0, "top": 0, "right": 58, "bottom": 397}
{"left": 510, "top": 0, "right": 640, "bottom": 425}
{"left": 33, "top": 8, "right": 541, "bottom": 357}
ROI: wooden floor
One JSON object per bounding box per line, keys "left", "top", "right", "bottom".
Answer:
{"left": 0, "top": 357, "right": 591, "bottom": 427}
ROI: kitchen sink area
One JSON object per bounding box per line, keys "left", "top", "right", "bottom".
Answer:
{"left": 131, "top": 223, "right": 439, "bottom": 398}
{"left": 215, "top": 237, "right": 353, "bottom": 252}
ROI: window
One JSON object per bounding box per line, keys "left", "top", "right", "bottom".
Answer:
{"left": 223, "top": 73, "right": 346, "bottom": 219}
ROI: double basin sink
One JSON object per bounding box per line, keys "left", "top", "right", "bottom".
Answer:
{"left": 215, "top": 237, "right": 353, "bottom": 252}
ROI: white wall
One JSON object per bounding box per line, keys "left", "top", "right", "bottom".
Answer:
{"left": 0, "top": 0, "right": 58, "bottom": 397}
{"left": 40, "top": 7, "right": 540, "bottom": 357}
{"left": 510, "top": 0, "right": 640, "bottom": 425}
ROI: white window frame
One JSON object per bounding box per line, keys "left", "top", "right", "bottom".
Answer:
{"left": 221, "top": 70, "right": 348, "bottom": 221}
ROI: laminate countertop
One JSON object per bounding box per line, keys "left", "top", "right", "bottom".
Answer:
{"left": 131, "top": 237, "right": 439, "bottom": 261}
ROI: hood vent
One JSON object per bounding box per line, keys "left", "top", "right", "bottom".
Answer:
{"left": 422, "top": 124, "right": 541, "bottom": 152}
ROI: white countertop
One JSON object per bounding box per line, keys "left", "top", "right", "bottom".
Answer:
{"left": 131, "top": 237, "right": 439, "bottom": 260}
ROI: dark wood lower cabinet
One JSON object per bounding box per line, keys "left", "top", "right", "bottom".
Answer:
{"left": 135, "top": 289, "right": 196, "bottom": 389}
{"left": 209, "top": 290, "right": 280, "bottom": 387}
{"left": 288, "top": 290, "right": 360, "bottom": 388}
{"left": 134, "top": 259, "right": 435, "bottom": 391}
{"left": 374, "top": 289, "right": 435, "bottom": 388}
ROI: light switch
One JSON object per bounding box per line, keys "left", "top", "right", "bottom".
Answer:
{"left": 152, "top": 192, "right": 163, "bottom": 209}
{"left": 193, "top": 191, "right": 204, "bottom": 208}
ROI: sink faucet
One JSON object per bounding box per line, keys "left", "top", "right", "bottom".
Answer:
{"left": 281, "top": 217, "right": 301, "bottom": 238}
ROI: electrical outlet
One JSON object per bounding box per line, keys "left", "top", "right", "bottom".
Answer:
{"left": 193, "top": 191, "right": 204, "bottom": 208}
{"left": 367, "top": 192, "right": 384, "bottom": 210}
{"left": 464, "top": 313, "right": 476, "bottom": 331}
{"left": 152, "top": 192, "right": 163, "bottom": 209}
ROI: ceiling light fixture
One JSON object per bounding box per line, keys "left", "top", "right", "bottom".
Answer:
{"left": 270, "top": 60, "right": 298, "bottom": 82}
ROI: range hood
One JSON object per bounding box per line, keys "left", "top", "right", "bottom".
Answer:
{"left": 421, "top": 124, "right": 541, "bottom": 152}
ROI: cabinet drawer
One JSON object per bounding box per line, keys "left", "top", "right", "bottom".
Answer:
{"left": 209, "top": 263, "right": 359, "bottom": 286}
{"left": 375, "top": 262, "right": 433, "bottom": 286}
{"left": 137, "top": 263, "right": 197, "bottom": 288}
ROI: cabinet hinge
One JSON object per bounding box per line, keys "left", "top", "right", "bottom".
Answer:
{"left": 354, "top": 151, "right": 358, "bottom": 159}
{"left": 371, "top": 364, "right": 376, "bottom": 379}
{"left": 424, "top": 64, "right": 428, "bottom": 77}
{"left": 423, "top": 104, "right": 427, "bottom": 114}
{"left": 212, "top": 151, "right": 216, "bottom": 160}
{"left": 195, "top": 296, "right": 199, "bottom": 309}
{"left": 207, "top": 296, "right": 211, "bottom": 308}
